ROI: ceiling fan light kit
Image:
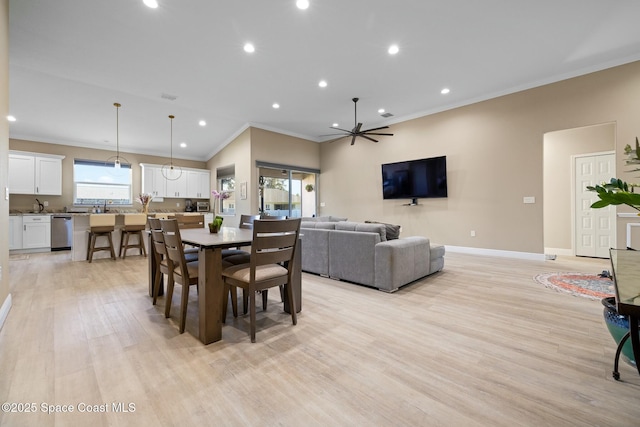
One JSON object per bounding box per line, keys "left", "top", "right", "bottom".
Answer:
{"left": 326, "top": 97, "right": 394, "bottom": 145}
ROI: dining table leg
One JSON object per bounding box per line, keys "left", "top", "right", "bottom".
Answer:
{"left": 198, "top": 247, "right": 224, "bottom": 344}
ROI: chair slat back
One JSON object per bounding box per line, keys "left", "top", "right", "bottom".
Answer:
{"left": 250, "top": 219, "right": 301, "bottom": 268}
{"left": 239, "top": 214, "right": 260, "bottom": 229}
{"left": 160, "top": 219, "right": 192, "bottom": 280}
{"left": 175, "top": 214, "right": 205, "bottom": 229}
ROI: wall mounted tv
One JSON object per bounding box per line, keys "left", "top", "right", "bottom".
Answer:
{"left": 381, "top": 155, "right": 447, "bottom": 203}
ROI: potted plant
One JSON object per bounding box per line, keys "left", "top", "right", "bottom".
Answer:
{"left": 208, "top": 215, "right": 224, "bottom": 233}
{"left": 305, "top": 184, "right": 314, "bottom": 192}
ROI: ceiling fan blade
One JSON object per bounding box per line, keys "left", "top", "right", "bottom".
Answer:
{"left": 352, "top": 123, "right": 363, "bottom": 134}
{"left": 363, "top": 132, "right": 394, "bottom": 136}
{"left": 330, "top": 126, "right": 354, "bottom": 133}
{"left": 360, "top": 134, "right": 379, "bottom": 143}
{"left": 320, "top": 132, "right": 351, "bottom": 137}
{"left": 362, "top": 125, "right": 390, "bottom": 132}
{"left": 350, "top": 135, "right": 356, "bottom": 145}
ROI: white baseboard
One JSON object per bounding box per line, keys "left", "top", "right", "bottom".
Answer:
{"left": 544, "top": 247, "right": 574, "bottom": 257}
{"left": 0, "top": 293, "right": 12, "bottom": 332}
{"left": 445, "top": 245, "right": 546, "bottom": 261}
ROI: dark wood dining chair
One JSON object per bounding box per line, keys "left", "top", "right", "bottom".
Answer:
{"left": 222, "top": 218, "right": 301, "bottom": 342}
{"left": 160, "top": 218, "right": 201, "bottom": 333}
{"left": 149, "top": 217, "right": 198, "bottom": 305}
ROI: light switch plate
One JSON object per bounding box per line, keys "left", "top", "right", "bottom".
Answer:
{"left": 523, "top": 196, "right": 535, "bottom": 204}
{"left": 4, "top": 187, "right": 8, "bottom": 200}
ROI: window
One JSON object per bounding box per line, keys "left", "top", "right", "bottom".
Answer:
{"left": 219, "top": 177, "right": 236, "bottom": 214}
{"left": 73, "top": 159, "right": 132, "bottom": 206}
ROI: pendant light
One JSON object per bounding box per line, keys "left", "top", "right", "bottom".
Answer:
{"left": 106, "top": 102, "right": 130, "bottom": 173}
{"left": 161, "top": 114, "right": 182, "bottom": 180}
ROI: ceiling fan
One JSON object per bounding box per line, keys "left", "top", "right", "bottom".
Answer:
{"left": 324, "top": 97, "right": 394, "bottom": 145}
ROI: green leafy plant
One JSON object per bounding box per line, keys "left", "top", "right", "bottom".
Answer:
{"left": 587, "top": 178, "right": 640, "bottom": 212}
{"left": 209, "top": 215, "right": 224, "bottom": 229}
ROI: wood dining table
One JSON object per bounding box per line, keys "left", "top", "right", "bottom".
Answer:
{"left": 148, "top": 226, "right": 302, "bottom": 345}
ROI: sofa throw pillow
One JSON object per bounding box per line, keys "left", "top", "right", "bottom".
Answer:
{"left": 365, "top": 220, "right": 401, "bottom": 240}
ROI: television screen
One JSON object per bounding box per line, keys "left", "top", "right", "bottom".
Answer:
{"left": 381, "top": 156, "right": 447, "bottom": 200}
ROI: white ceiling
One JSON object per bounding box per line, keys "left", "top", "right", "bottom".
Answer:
{"left": 8, "top": 0, "right": 640, "bottom": 161}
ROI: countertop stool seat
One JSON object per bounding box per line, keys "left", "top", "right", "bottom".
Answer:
{"left": 87, "top": 214, "right": 116, "bottom": 262}
{"left": 119, "top": 213, "right": 148, "bottom": 259}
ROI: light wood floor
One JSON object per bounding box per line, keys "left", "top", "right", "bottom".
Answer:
{"left": 1, "top": 250, "right": 639, "bottom": 426}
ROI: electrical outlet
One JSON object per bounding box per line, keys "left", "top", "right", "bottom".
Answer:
{"left": 44, "top": 201, "right": 49, "bottom": 207}
{"left": 176, "top": 202, "right": 180, "bottom": 207}
{"left": 320, "top": 202, "right": 326, "bottom": 207}
{"left": 470, "top": 230, "right": 476, "bottom": 237}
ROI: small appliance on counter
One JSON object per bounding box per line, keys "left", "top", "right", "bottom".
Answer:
{"left": 197, "top": 201, "right": 210, "bottom": 212}
{"left": 185, "top": 199, "right": 195, "bottom": 212}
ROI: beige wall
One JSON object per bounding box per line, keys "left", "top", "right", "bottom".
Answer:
{"left": 207, "top": 127, "right": 319, "bottom": 226}
{"left": 319, "top": 61, "right": 640, "bottom": 255}
{"left": 0, "top": 0, "right": 9, "bottom": 327}
{"left": 544, "top": 123, "right": 615, "bottom": 253}
{"left": 8, "top": 139, "right": 207, "bottom": 212}
{"left": 206, "top": 128, "right": 251, "bottom": 226}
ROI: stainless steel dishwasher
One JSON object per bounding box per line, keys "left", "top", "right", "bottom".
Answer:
{"left": 51, "top": 214, "right": 73, "bottom": 251}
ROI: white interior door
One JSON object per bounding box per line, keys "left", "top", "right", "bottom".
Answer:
{"left": 575, "top": 153, "right": 616, "bottom": 257}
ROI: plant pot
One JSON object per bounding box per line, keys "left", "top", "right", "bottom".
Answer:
{"left": 209, "top": 224, "right": 219, "bottom": 233}
{"left": 602, "top": 296, "right": 637, "bottom": 367}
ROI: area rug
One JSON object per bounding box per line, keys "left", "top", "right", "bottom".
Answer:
{"left": 533, "top": 272, "right": 615, "bottom": 300}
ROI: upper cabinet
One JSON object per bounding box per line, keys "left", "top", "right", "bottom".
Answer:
{"left": 9, "top": 151, "right": 65, "bottom": 195}
{"left": 141, "top": 164, "right": 166, "bottom": 201}
{"left": 186, "top": 170, "right": 210, "bottom": 199}
{"left": 141, "top": 163, "right": 210, "bottom": 200}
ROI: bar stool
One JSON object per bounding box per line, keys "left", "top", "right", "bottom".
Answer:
{"left": 119, "top": 213, "right": 148, "bottom": 259}
{"left": 86, "top": 214, "right": 116, "bottom": 262}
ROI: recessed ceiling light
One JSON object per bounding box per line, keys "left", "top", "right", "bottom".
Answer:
{"left": 332, "top": 123, "right": 339, "bottom": 128}
{"left": 318, "top": 80, "right": 328, "bottom": 88}
{"left": 388, "top": 44, "right": 399, "bottom": 55}
{"left": 198, "top": 120, "right": 206, "bottom": 126}
{"left": 378, "top": 108, "right": 385, "bottom": 114}
{"left": 180, "top": 142, "right": 187, "bottom": 148}
{"left": 243, "top": 43, "right": 255, "bottom": 53}
{"left": 143, "top": 0, "right": 158, "bottom": 9}
{"left": 441, "top": 88, "right": 450, "bottom": 94}
{"left": 296, "top": 0, "right": 309, "bottom": 10}
{"left": 6, "top": 115, "right": 16, "bottom": 122}
{"left": 272, "top": 103, "right": 280, "bottom": 109}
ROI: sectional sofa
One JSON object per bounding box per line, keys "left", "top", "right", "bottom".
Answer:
{"left": 300, "top": 218, "right": 444, "bottom": 292}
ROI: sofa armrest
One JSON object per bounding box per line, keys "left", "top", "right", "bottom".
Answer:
{"left": 374, "top": 237, "right": 431, "bottom": 292}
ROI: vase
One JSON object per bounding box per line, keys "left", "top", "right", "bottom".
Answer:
{"left": 209, "top": 224, "right": 219, "bottom": 233}
{"left": 143, "top": 205, "right": 149, "bottom": 214}
{"left": 602, "top": 297, "right": 637, "bottom": 367}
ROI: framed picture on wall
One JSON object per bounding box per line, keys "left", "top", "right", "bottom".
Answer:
{"left": 240, "top": 182, "right": 247, "bottom": 200}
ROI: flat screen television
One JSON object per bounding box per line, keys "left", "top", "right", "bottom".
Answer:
{"left": 381, "top": 155, "right": 447, "bottom": 202}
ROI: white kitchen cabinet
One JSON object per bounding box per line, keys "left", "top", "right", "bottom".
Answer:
{"left": 165, "top": 171, "right": 188, "bottom": 198}
{"left": 141, "top": 164, "right": 165, "bottom": 201}
{"left": 9, "top": 151, "right": 64, "bottom": 195}
{"left": 141, "top": 163, "right": 210, "bottom": 199}
{"left": 186, "top": 170, "right": 210, "bottom": 198}
{"left": 9, "top": 215, "right": 23, "bottom": 250}
{"left": 22, "top": 215, "right": 51, "bottom": 249}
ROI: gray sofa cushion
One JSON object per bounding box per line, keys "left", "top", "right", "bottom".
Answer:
{"left": 335, "top": 221, "right": 387, "bottom": 241}
{"left": 301, "top": 221, "right": 336, "bottom": 229}
{"left": 328, "top": 230, "right": 380, "bottom": 285}
{"left": 365, "top": 220, "right": 401, "bottom": 240}
{"left": 300, "top": 228, "right": 331, "bottom": 275}
{"left": 301, "top": 215, "right": 348, "bottom": 222}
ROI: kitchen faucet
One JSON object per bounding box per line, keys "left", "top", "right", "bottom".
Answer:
{"left": 35, "top": 198, "right": 44, "bottom": 213}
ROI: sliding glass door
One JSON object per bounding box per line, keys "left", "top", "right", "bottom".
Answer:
{"left": 258, "top": 164, "right": 318, "bottom": 218}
